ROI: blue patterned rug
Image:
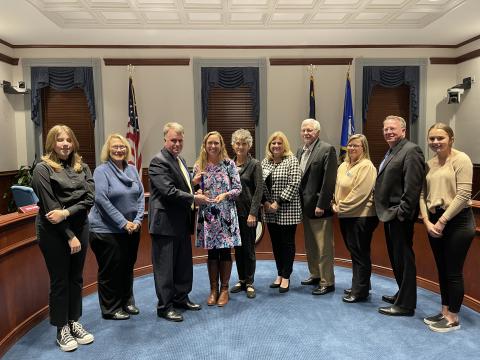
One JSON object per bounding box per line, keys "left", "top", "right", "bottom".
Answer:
{"left": 5, "top": 261, "right": 480, "bottom": 360}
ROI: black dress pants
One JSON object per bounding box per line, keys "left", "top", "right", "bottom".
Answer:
{"left": 151, "top": 234, "right": 193, "bottom": 311}
{"left": 384, "top": 218, "right": 417, "bottom": 310}
{"left": 339, "top": 216, "right": 378, "bottom": 297}
{"left": 89, "top": 231, "right": 140, "bottom": 316}
{"left": 234, "top": 216, "right": 256, "bottom": 285}
{"left": 428, "top": 208, "right": 475, "bottom": 313}
{"left": 267, "top": 223, "right": 297, "bottom": 279}
{"left": 37, "top": 214, "right": 89, "bottom": 327}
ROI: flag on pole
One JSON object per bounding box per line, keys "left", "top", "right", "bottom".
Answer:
{"left": 126, "top": 74, "right": 142, "bottom": 173}
{"left": 309, "top": 75, "right": 316, "bottom": 119}
{"left": 339, "top": 75, "right": 355, "bottom": 162}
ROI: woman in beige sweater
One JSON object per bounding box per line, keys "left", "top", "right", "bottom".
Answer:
{"left": 420, "top": 123, "right": 475, "bottom": 333}
{"left": 332, "top": 134, "right": 378, "bottom": 303}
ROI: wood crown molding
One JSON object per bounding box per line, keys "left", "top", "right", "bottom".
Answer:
{"left": 104, "top": 58, "right": 190, "bottom": 66}
{"left": 270, "top": 58, "right": 353, "bottom": 65}
{"left": 456, "top": 34, "right": 480, "bottom": 48}
{"left": 0, "top": 38, "right": 14, "bottom": 48}
{"left": 430, "top": 48, "right": 480, "bottom": 64}
{"left": 0, "top": 52, "right": 19, "bottom": 65}
{"left": 1, "top": 33, "right": 479, "bottom": 50}
{"left": 0, "top": 43, "right": 459, "bottom": 49}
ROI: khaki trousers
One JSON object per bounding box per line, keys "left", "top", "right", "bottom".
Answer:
{"left": 303, "top": 216, "right": 335, "bottom": 286}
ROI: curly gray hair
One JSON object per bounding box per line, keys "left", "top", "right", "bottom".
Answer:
{"left": 231, "top": 129, "right": 253, "bottom": 148}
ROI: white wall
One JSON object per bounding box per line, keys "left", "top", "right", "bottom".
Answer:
{"left": 268, "top": 64, "right": 347, "bottom": 152}
{"left": 102, "top": 64, "right": 196, "bottom": 164}
{"left": 424, "top": 64, "right": 458, "bottom": 161}
{"left": 0, "top": 61, "right": 18, "bottom": 170}
{"left": 455, "top": 57, "right": 480, "bottom": 163}
{"left": 0, "top": 45, "right": 478, "bottom": 170}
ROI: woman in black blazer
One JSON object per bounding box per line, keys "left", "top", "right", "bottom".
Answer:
{"left": 229, "top": 129, "right": 263, "bottom": 299}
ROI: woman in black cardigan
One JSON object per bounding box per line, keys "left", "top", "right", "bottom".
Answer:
{"left": 229, "top": 129, "right": 263, "bottom": 299}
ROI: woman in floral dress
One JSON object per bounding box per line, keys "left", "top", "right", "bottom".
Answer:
{"left": 193, "top": 131, "right": 242, "bottom": 307}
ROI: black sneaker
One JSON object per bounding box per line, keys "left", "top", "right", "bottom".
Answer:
{"left": 428, "top": 318, "right": 460, "bottom": 333}
{"left": 230, "top": 281, "right": 246, "bottom": 293}
{"left": 423, "top": 313, "right": 444, "bottom": 325}
{"left": 69, "top": 321, "right": 94, "bottom": 345}
{"left": 246, "top": 284, "right": 256, "bottom": 299}
{"left": 57, "top": 325, "right": 78, "bottom": 352}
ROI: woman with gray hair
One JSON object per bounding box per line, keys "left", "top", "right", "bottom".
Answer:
{"left": 332, "top": 134, "right": 378, "bottom": 303}
{"left": 229, "top": 129, "right": 263, "bottom": 299}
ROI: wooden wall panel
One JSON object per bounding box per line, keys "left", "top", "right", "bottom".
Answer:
{"left": 41, "top": 87, "right": 96, "bottom": 171}
{"left": 207, "top": 86, "right": 256, "bottom": 159}
{"left": 0, "top": 171, "right": 16, "bottom": 215}
{"left": 363, "top": 85, "right": 410, "bottom": 169}
{"left": 473, "top": 164, "right": 480, "bottom": 201}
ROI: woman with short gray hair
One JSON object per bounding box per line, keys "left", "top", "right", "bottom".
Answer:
{"left": 229, "top": 129, "right": 263, "bottom": 299}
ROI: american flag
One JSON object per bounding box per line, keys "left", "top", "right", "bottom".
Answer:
{"left": 126, "top": 75, "right": 142, "bottom": 173}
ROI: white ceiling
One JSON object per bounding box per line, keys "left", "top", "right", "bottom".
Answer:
{"left": 0, "top": 0, "right": 479, "bottom": 46}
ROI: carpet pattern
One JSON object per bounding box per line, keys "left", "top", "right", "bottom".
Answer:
{"left": 4, "top": 261, "right": 480, "bottom": 360}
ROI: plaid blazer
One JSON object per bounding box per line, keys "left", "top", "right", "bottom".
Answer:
{"left": 261, "top": 155, "right": 302, "bottom": 225}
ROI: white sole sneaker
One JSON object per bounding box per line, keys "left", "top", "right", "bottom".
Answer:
{"left": 57, "top": 338, "right": 78, "bottom": 352}
{"left": 428, "top": 318, "right": 461, "bottom": 333}
{"left": 69, "top": 321, "right": 94, "bottom": 345}
{"left": 423, "top": 313, "right": 444, "bottom": 325}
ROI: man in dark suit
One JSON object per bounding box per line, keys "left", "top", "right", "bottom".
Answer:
{"left": 375, "top": 115, "right": 425, "bottom": 316}
{"left": 149, "top": 122, "right": 209, "bottom": 322}
{"left": 297, "top": 119, "right": 338, "bottom": 295}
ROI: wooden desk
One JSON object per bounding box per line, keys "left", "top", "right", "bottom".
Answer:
{"left": 1, "top": 204, "right": 479, "bottom": 357}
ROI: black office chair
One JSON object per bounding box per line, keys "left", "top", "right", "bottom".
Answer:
{"left": 11, "top": 185, "right": 39, "bottom": 208}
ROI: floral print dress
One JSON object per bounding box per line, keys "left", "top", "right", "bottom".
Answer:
{"left": 194, "top": 159, "right": 242, "bottom": 249}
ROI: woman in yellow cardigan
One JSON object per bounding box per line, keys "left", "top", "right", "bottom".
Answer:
{"left": 332, "top": 134, "right": 378, "bottom": 303}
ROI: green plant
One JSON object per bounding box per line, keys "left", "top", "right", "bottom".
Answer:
{"left": 3, "top": 159, "right": 37, "bottom": 212}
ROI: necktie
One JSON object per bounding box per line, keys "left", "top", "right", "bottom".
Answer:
{"left": 177, "top": 157, "right": 194, "bottom": 209}
{"left": 379, "top": 149, "right": 392, "bottom": 172}
{"left": 300, "top": 147, "right": 310, "bottom": 172}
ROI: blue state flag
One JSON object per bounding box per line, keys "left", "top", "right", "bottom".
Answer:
{"left": 339, "top": 76, "right": 355, "bottom": 161}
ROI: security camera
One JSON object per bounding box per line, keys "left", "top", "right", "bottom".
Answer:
{"left": 447, "top": 88, "right": 464, "bottom": 104}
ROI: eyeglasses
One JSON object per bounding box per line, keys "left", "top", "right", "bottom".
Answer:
{"left": 347, "top": 144, "right": 362, "bottom": 148}
{"left": 111, "top": 145, "right": 126, "bottom": 150}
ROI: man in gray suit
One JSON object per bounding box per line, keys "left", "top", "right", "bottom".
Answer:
{"left": 297, "top": 119, "right": 338, "bottom": 295}
{"left": 375, "top": 115, "right": 425, "bottom": 316}
{"left": 149, "top": 122, "right": 209, "bottom": 322}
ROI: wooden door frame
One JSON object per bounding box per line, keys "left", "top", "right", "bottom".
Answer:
{"left": 354, "top": 58, "right": 428, "bottom": 154}
{"left": 21, "top": 58, "right": 104, "bottom": 166}
{"left": 193, "top": 58, "right": 267, "bottom": 161}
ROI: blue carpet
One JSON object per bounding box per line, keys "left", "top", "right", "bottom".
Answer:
{"left": 4, "top": 261, "right": 480, "bottom": 360}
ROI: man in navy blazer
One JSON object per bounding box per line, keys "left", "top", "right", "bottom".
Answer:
{"left": 149, "top": 122, "right": 209, "bottom": 322}
{"left": 375, "top": 115, "right": 425, "bottom": 317}
{"left": 297, "top": 119, "right": 338, "bottom": 295}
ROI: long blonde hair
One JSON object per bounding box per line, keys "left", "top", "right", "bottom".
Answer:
{"left": 195, "top": 131, "right": 229, "bottom": 171}
{"left": 42, "top": 124, "right": 83, "bottom": 172}
{"left": 265, "top": 131, "right": 293, "bottom": 161}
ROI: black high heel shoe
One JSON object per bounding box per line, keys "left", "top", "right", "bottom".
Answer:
{"left": 279, "top": 279, "right": 290, "bottom": 293}
{"left": 269, "top": 279, "right": 281, "bottom": 288}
